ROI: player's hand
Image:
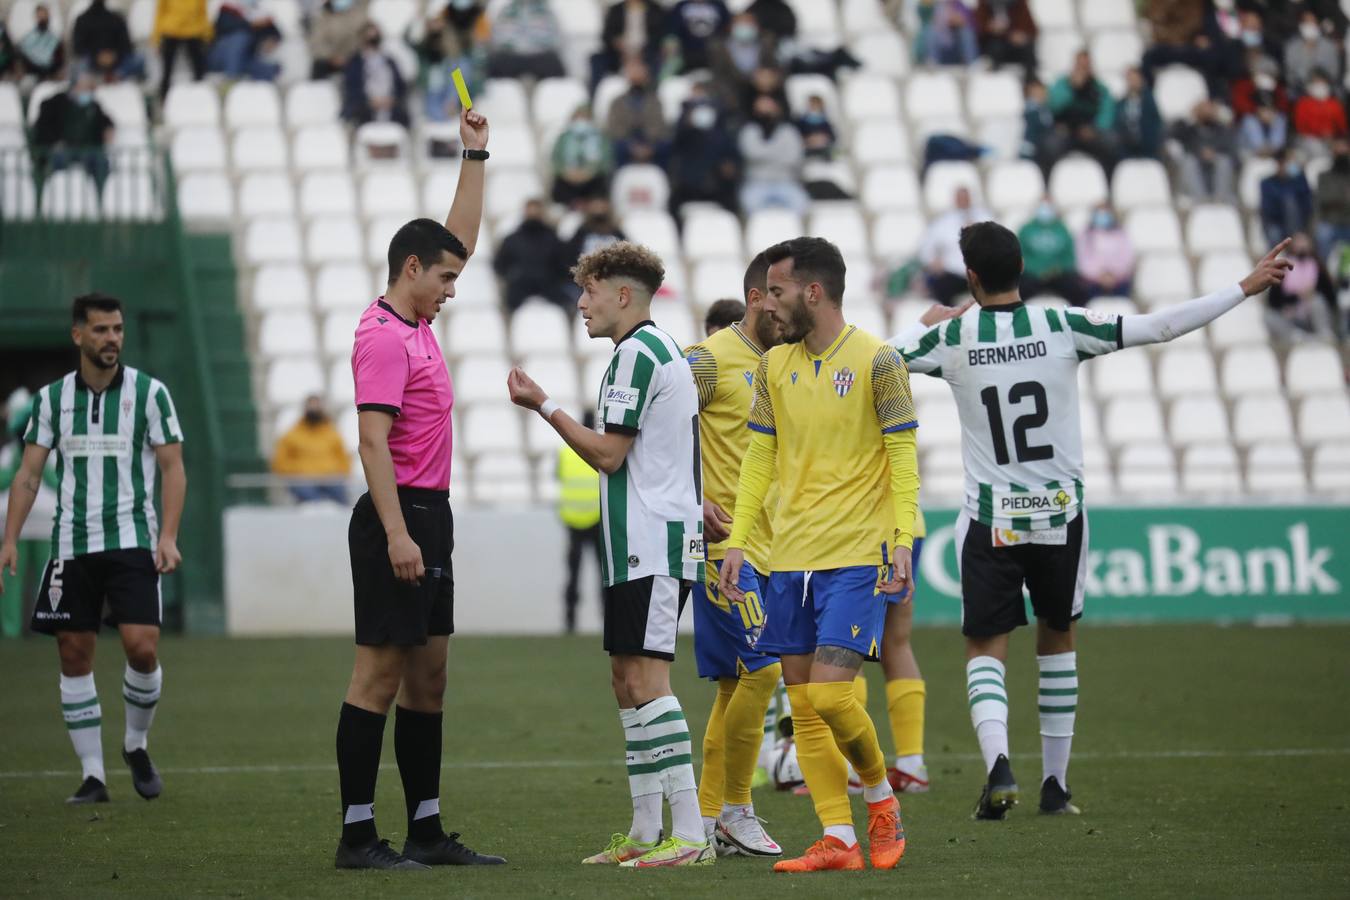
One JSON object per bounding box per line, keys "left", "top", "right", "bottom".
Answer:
{"left": 460, "top": 108, "right": 489, "bottom": 151}
{"left": 388, "top": 531, "right": 425, "bottom": 585}
{"left": 919, "top": 299, "right": 973, "bottom": 326}
{"left": 155, "top": 536, "right": 182, "bottom": 574}
{"left": 1240, "top": 238, "right": 1294, "bottom": 296}
{"left": 507, "top": 367, "right": 547, "bottom": 411}
{"left": 878, "top": 546, "right": 913, "bottom": 598}
{"left": 703, "top": 499, "right": 733, "bottom": 543}
{"left": 0, "top": 541, "right": 16, "bottom": 594}
{"left": 719, "top": 547, "right": 747, "bottom": 603}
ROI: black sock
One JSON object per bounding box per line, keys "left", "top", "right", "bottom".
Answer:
{"left": 336, "top": 702, "right": 387, "bottom": 847}
{"left": 395, "top": 706, "right": 445, "bottom": 843}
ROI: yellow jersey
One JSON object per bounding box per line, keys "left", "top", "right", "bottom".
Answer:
{"left": 685, "top": 323, "right": 775, "bottom": 570}
{"left": 748, "top": 325, "right": 918, "bottom": 571}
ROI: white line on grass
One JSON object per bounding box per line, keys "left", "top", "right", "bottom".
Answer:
{"left": 1, "top": 747, "right": 1347, "bottom": 779}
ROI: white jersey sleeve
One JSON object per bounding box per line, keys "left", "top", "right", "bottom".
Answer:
{"left": 1062, "top": 307, "right": 1124, "bottom": 360}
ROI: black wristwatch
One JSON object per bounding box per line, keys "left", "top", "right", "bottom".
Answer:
{"left": 462, "top": 149, "right": 489, "bottom": 161}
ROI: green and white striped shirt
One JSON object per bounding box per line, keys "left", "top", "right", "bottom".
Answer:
{"left": 595, "top": 321, "right": 704, "bottom": 587}
{"left": 893, "top": 304, "right": 1121, "bottom": 531}
{"left": 24, "top": 366, "right": 183, "bottom": 558}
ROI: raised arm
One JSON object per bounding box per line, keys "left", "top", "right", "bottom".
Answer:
{"left": 443, "top": 109, "right": 490, "bottom": 258}
{"left": 889, "top": 301, "right": 971, "bottom": 374}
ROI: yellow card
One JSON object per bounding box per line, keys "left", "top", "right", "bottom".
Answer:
{"left": 452, "top": 68, "right": 472, "bottom": 110}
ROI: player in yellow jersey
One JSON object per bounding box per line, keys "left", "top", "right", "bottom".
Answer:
{"left": 877, "top": 505, "right": 929, "bottom": 793}
{"left": 684, "top": 252, "right": 785, "bottom": 858}
{"left": 720, "top": 237, "right": 919, "bottom": 873}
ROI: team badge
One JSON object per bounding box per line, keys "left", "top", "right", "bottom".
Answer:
{"left": 48, "top": 587, "right": 62, "bottom": 610}
{"left": 832, "top": 367, "right": 855, "bottom": 397}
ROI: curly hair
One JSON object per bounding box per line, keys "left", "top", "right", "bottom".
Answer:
{"left": 571, "top": 241, "right": 666, "bottom": 295}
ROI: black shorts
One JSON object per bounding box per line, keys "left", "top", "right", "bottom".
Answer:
{"left": 30, "top": 549, "right": 161, "bottom": 635}
{"left": 604, "top": 574, "right": 690, "bottom": 661}
{"left": 957, "top": 514, "right": 1088, "bottom": 638}
{"left": 349, "top": 487, "right": 454, "bottom": 647}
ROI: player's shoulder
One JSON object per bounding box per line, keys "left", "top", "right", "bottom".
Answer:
{"left": 621, "top": 322, "right": 684, "bottom": 366}
{"left": 354, "top": 301, "right": 412, "bottom": 348}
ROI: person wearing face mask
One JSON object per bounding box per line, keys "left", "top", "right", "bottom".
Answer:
{"left": 1171, "top": 98, "right": 1238, "bottom": 204}
{"left": 551, "top": 105, "right": 613, "bottom": 206}
{"left": 591, "top": 0, "right": 668, "bottom": 91}
{"left": 309, "top": 0, "right": 371, "bottom": 79}
{"left": 73, "top": 0, "right": 147, "bottom": 82}
{"left": 1140, "top": 0, "right": 1236, "bottom": 97}
{"left": 1017, "top": 199, "right": 1088, "bottom": 305}
{"left": 494, "top": 198, "right": 574, "bottom": 312}
{"left": 1283, "top": 11, "right": 1341, "bottom": 95}
{"left": 271, "top": 395, "right": 352, "bottom": 504}
{"left": 1112, "top": 66, "right": 1163, "bottom": 161}
{"left": 605, "top": 56, "right": 669, "bottom": 167}
{"left": 974, "top": 0, "right": 1038, "bottom": 72}
{"left": 1291, "top": 70, "right": 1348, "bottom": 152}
{"left": 1314, "top": 138, "right": 1350, "bottom": 259}
{"left": 1259, "top": 148, "right": 1314, "bottom": 247}
{"left": 1076, "top": 204, "right": 1136, "bottom": 300}
{"left": 737, "top": 95, "right": 808, "bottom": 216}
{"left": 341, "top": 24, "right": 410, "bottom": 127}
{"left": 152, "top": 0, "right": 211, "bottom": 102}
{"left": 1239, "top": 96, "right": 1288, "bottom": 158}
{"left": 486, "top": 0, "right": 565, "bottom": 79}
{"left": 1264, "top": 232, "right": 1339, "bottom": 342}
{"left": 410, "top": 3, "right": 486, "bottom": 124}
{"left": 565, "top": 197, "right": 628, "bottom": 268}
{"left": 33, "top": 67, "right": 115, "bottom": 187}
{"left": 668, "top": 90, "right": 740, "bottom": 216}
{"left": 18, "top": 4, "right": 66, "bottom": 79}
{"left": 708, "top": 12, "right": 773, "bottom": 115}
{"left": 796, "top": 95, "right": 836, "bottom": 161}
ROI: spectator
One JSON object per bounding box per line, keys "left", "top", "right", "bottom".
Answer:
{"left": 745, "top": 0, "right": 795, "bottom": 41}
{"left": 796, "top": 94, "right": 836, "bottom": 160}
{"left": 487, "top": 0, "right": 565, "bottom": 80}
{"left": 0, "top": 24, "right": 15, "bottom": 79}
{"left": 152, "top": 0, "right": 211, "bottom": 102}
{"left": 1021, "top": 77, "right": 1061, "bottom": 176}
{"left": 565, "top": 196, "right": 627, "bottom": 265}
{"left": 271, "top": 396, "right": 351, "bottom": 504}
{"left": 1049, "top": 50, "right": 1117, "bottom": 174}
{"left": 1018, "top": 199, "right": 1088, "bottom": 304}
{"left": 704, "top": 298, "right": 745, "bottom": 335}
{"left": 738, "top": 94, "right": 808, "bottom": 215}
{"left": 1315, "top": 138, "right": 1350, "bottom": 259}
{"left": 1264, "top": 231, "right": 1339, "bottom": 342}
{"left": 592, "top": 0, "right": 668, "bottom": 89}
{"left": 1140, "top": 0, "right": 1238, "bottom": 97}
{"left": 974, "top": 0, "right": 1037, "bottom": 72}
{"left": 1291, "top": 69, "right": 1348, "bottom": 152}
{"left": 668, "top": 89, "right": 739, "bottom": 214}
{"left": 308, "top": 0, "right": 370, "bottom": 80}
{"left": 1259, "top": 148, "right": 1313, "bottom": 246}
{"left": 669, "top": 0, "right": 730, "bottom": 73}
{"left": 555, "top": 410, "right": 602, "bottom": 635}
{"left": 1235, "top": 9, "right": 1280, "bottom": 65}
{"left": 740, "top": 64, "right": 789, "bottom": 123}
{"left": 551, "top": 105, "right": 612, "bottom": 206}
{"left": 1239, "top": 95, "right": 1288, "bottom": 157}
{"left": 1172, "top": 99, "right": 1238, "bottom": 204}
{"left": 206, "top": 0, "right": 281, "bottom": 82}
{"left": 341, "top": 23, "right": 410, "bottom": 127}
{"left": 495, "top": 199, "right": 574, "bottom": 312}
{"left": 919, "top": 186, "right": 993, "bottom": 305}
{"left": 33, "top": 67, "right": 114, "bottom": 186}
{"left": 1113, "top": 66, "right": 1163, "bottom": 160}
{"left": 411, "top": 5, "right": 487, "bottom": 124}
{"left": 916, "top": 0, "right": 979, "bottom": 67}
{"left": 706, "top": 12, "right": 774, "bottom": 116}
{"left": 1077, "top": 203, "right": 1136, "bottom": 299}
{"left": 17, "top": 4, "right": 65, "bottom": 80}
{"left": 73, "top": 0, "right": 146, "bottom": 82}
{"left": 1258, "top": 0, "right": 1348, "bottom": 48}
{"left": 604, "top": 56, "right": 668, "bottom": 167}
{"left": 1231, "top": 57, "right": 1288, "bottom": 119}
{"left": 1283, "top": 10, "right": 1341, "bottom": 95}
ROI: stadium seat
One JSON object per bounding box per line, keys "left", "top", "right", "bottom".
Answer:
{"left": 24, "top": 80, "right": 64, "bottom": 126}
{"left": 265, "top": 358, "right": 325, "bottom": 406}
{"left": 354, "top": 122, "right": 410, "bottom": 166}
{"left": 225, "top": 82, "right": 281, "bottom": 130}
{"left": 1245, "top": 442, "right": 1308, "bottom": 494}
{"left": 360, "top": 170, "right": 418, "bottom": 219}
{"left": 904, "top": 71, "right": 963, "bottom": 125}
{"left": 1297, "top": 393, "right": 1350, "bottom": 447}
{"left": 848, "top": 304, "right": 887, "bottom": 339}
{"left": 745, "top": 208, "right": 803, "bottom": 250}
{"left": 809, "top": 203, "right": 868, "bottom": 257}
{"left": 485, "top": 167, "right": 544, "bottom": 223}
{"left": 39, "top": 169, "right": 100, "bottom": 221}
{"left": 851, "top": 120, "right": 913, "bottom": 166}
{"left": 924, "top": 161, "right": 983, "bottom": 213}
{"left": 480, "top": 78, "right": 531, "bottom": 124}
{"left": 692, "top": 258, "right": 748, "bottom": 307}
{"left": 1155, "top": 347, "right": 1219, "bottom": 398}
{"left": 461, "top": 404, "right": 526, "bottom": 460}
{"left": 591, "top": 74, "right": 628, "bottom": 125}
{"left": 1180, "top": 442, "right": 1240, "bottom": 494}
{"left": 101, "top": 170, "right": 160, "bottom": 220}
{"left": 367, "top": 0, "right": 418, "bottom": 43}
{"left": 842, "top": 72, "right": 901, "bottom": 123}
{"left": 238, "top": 173, "right": 296, "bottom": 219}
{"left": 176, "top": 172, "right": 233, "bottom": 221}
{"left": 1133, "top": 252, "right": 1196, "bottom": 307}
{"left": 987, "top": 160, "right": 1045, "bottom": 217}
{"left": 305, "top": 217, "right": 363, "bottom": 265}
{"left": 171, "top": 127, "right": 228, "bottom": 173}
{"left": 860, "top": 164, "right": 921, "bottom": 214}
{"left": 163, "top": 82, "right": 220, "bottom": 129}
{"left": 0, "top": 83, "right": 20, "bottom": 128}
{"left": 622, "top": 208, "right": 681, "bottom": 261}
{"left": 511, "top": 302, "right": 572, "bottom": 356}
{"left": 1093, "top": 351, "right": 1154, "bottom": 399}
{"left": 284, "top": 80, "right": 341, "bottom": 129}
{"left": 231, "top": 126, "right": 289, "bottom": 172}
{"left": 520, "top": 353, "right": 581, "bottom": 408}
{"left": 1124, "top": 207, "right": 1184, "bottom": 255}
{"left": 840, "top": 0, "right": 890, "bottom": 36}
{"left": 787, "top": 0, "right": 841, "bottom": 45}
{"left": 1311, "top": 444, "right": 1350, "bottom": 492}
{"left": 446, "top": 260, "right": 500, "bottom": 310}
{"left": 360, "top": 214, "right": 406, "bottom": 266}
{"left": 95, "top": 83, "right": 149, "bottom": 135}
{"left": 1110, "top": 159, "right": 1171, "bottom": 211}
{"left": 851, "top": 30, "right": 909, "bottom": 78}
{"left": 297, "top": 171, "right": 357, "bottom": 219}
{"left": 531, "top": 78, "right": 589, "bottom": 134}
{"left": 1037, "top": 28, "right": 1082, "bottom": 80}
{"left": 472, "top": 453, "right": 535, "bottom": 504}
{"left": 610, "top": 164, "right": 670, "bottom": 217}
{"left": 1089, "top": 29, "right": 1145, "bottom": 81}
{"left": 1231, "top": 394, "right": 1295, "bottom": 446}
{"left": 258, "top": 310, "right": 319, "bottom": 357}
{"left": 252, "top": 263, "right": 311, "bottom": 312}
{"left": 1196, "top": 250, "right": 1252, "bottom": 295}
{"left": 1117, "top": 447, "right": 1179, "bottom": 495}
{"left": 1153, "top": 66, "right": 1209, "bottom": 121}
{"left": 966, "top": 70, "right": 1023, "bottom": 120}
{"left": 327, "top": 356, "right": 355, "bottom": 404}
{"left": 1104, "top": 396, "right": 1166, "bottom": 446}
{"left": 683, "top": 207, "right": 743, "bottom": 262}
{"left": 446, "top": 309, "right": 507, "bottom": 357}
{"left": 1030, "top": 0, "right": 1076, "bottom": 29}
{"left": 1078, "top": 0, "right": 1134, "bottom": 29}
{"left": 916, "top": 402, "right": 963, "bottom": 449}
{"left": 420, "top": 164, "right": 462, "bottom": 218}
{"left": 1207, "top": 294, "right": 1267, "bottom": 349}
{"left": 1284, "top": 344, "right": 1345, "bottom": 398}
{"left": 1167, "top": 395, "right": 1231, "bottom": 446}
{"left": 1049, "top": 156, "right": 1109, "bottom": 210}
{"left": 1186, "top": 205, "right": 1246, "bottom": 255}
{"left": 452, "top": 351, "right": 514, "bottom": 404}
{"left": 1238, "top": 156, "right": 1279, "bottom": 210}
{"left": 292, "top": 124, "right": 350, "bottom": 171}
{"left": 871, "top": 211, "right": 927, "bottom": 261}
{"left": 314, "top": 262, "right": 374, "bottom": 313}
{"left": 1220, "top": 346, "right": 1281, "bottom": 397}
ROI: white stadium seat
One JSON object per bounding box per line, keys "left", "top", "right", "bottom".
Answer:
{"left": 746, "top": 208, "right": 803, "bottom": 250}
{"left": 591, "top": 75, "right": 628, "bottom": 125}
{"left": 786, "top": 0, "right": 841, "bottom": 46}
{"left": 904, "top": 71, "right": 963, "bottom": 124}
{"left": 851, "top": 120, "right": 913, "bottom": 166}
{"left": 1037, "top": 29, "right": 1082, "bottom": 80}
{"left": 1297, "top": 393, "right": 1350, "bottom": 446}
{"left": 1154, "top": 66, "right": 1209, "bottom": 121}
{"left": 1111, "top": 159, "right": 1171, "bottom": 210}
{"left": 225, "top": 82, "right": 281, "bottom": 129}
{"left": 1168, "top": 395, "right": 1230, "bottom": 446}
{"left": 1078, "top": 0, "right": 1134, "bottom": 29}
{"left": 1312, "top": 445, "right": 1350, "bottom": 492}
{"left": 1030, "top": 0, "right": 1076, "bottom": 29}
{"left": 101, "top": 170, "right": 161, "bottom": 220}
{"left": 1093, "top": 351, "right": 1155, "bottom": 399}
{"left": 610, "top": 164, "right": 670, "bottom": 218}
{"left": 1220, "top": 346, "right": 1281, "bottom": 397}
{"left": 683, "top": 207, "right": 743, "bottom": 262}
{"left": 987, "top": 160, "right": 1045, "bottom": 216}
{"left": 299, "top": 172, "right": 357, "bottom": 219}
{"left": 1124, "top": 207, "right": 1184, "bottom": 255}
{"left": 1239, "top": 156, "right": 1279, "bottom": 209}
{"left": 354, "top": 122, "right": 410, "bottom": 166}
{"left": 306, "top": 217, "right": 364, "bottom": 264}
{"left": 659, "top": 74, "right": 696, "bottom": 123}
{"left": 40, "top": 169, "right": 100, "bottom": 221}
{"left": 452, "top": 356, "right": 513, "bottom": 405}
{"left": 367, "top": 0, "right": 419, "bottom": 45}
{"left": 461, "top": 406, "right": 524, "bottom": 457}
{"left": 785, "top": 73, "right": 841, "bottom": 122}
{"left": 1196, "top": 251, "right": 1252, "bottom": 295}
{"left": 511, "top": 302, "right": 573, "bottom": 356}
{"left": 842, "top": 72, "right": 901, "bottom": 122}
{"left": 1181, "top": 443, "right": 1240, "bottom": 494}
{"left": 1284, "top": 345, "right": 1345, "bottom": 398}
{"left": 361, "top": 170, "right": 418, "bottom": 219}
{"left": 171, "top": 127, "right": 227, "bottom": 173}
{"left": 480, "top": 78, "right": 530, "bottom": 124}
{"left": 871, "top": 211, "right": 926, "bottom": 260}
{"left": 176, "top": 173, "right": 234, "bottom": 221}
{"left": 1245, "top": 442, "right": 1308, "bottom": 494}
{"left": 252, "top": 264, "right": 311, "bottom": 312}
{"left": 966, "top": 70, "right": 1023, "bottom": 120}
{"left": 860, "top": 164, "right": 921, "bottom": 214}
{"left": 285, "top": 80, "right": 341, "bottom": 129}
{"left": 1116, "top": 444, "right": 1179, "bottom": 496}
{"left": 472, "top": 453, "right": 534, "bottom": 504}
{"left": 1049, "top": 156, "right": 1109, "bottom": 210}
{"left": 851, "top": 31, "right": 909, "bottom": 78}
{"left": 258, "top": 310, "right": 318, "bottom": 357}
{"left": 163, "top": 83, "right": 220, "bottom": 129}
{"left": 485, "top": 167, "right": 544, "bottom": 223}
{"left": 1231, "top": 394, "right": 1295, "bottom": 446}
{"left": 809, "top": 203, "right": 868, "bottom": 257}
{"left": 841, "top": 0, "right": 890, "bottom": 36}
{"left": 1090, "top": 29, "right": 1145, "bottom": 80}
{"left": 238, "top": 173, "right": 296, "bottom": 219}
{"left": 1133, "top": 253, "right": 1195, "bottom": 307}
{"left": 923, "top": 161, "right": 983, "bottom": 213}
{"left": 520, "top": 354, "right": 581, "bottom": 408}
{"left": 1186, "top": 205, "right": 1246, "bottom": 255}
{"left": 1104, "top": 396, "right": 1166, "bottom": 446}
{"left": 420, "top": 165, "right": 462, "bottom": 218}
{"left": 623, "top": 209, "right": 682, "bottom": 261}
{"left": 692, "top": 259, "right": 747, "bottom": 307}
{"left": 314, "top": 262, "right": 375, "bottom": 312}
{"left": 446, "top": 309, "right": 507, "bottom": 357}
{"left": 1155, "top": 347, "right": 1218, "bottom": 398}
{"left": 265, "top": 358, "right": 325, "bottom": 406}
{"left": 532, "top": 78, "right": 589, "bottom": 134}
{"left": 232, "top": 127, "right": 289, "bottom": 172}
{"left": 293, "top": 124, "right": 350, "bottom": 171}
{"left": 0, "top": 83, "right": 21, "bottom": 127}
{"left": 95, "top": 83, "right": 148, "bottom": 134}
{"left": 1208, "top": 293, "right": 1267, "bottom": 348}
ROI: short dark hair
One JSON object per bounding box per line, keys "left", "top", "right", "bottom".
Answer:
{"left": 72, "top": 292, "right": 122, "bottom": 325}
{"left": 959, "top": 221, "right": 1022, "bottom": 294}
{"left": 387, "top": 218, "right": 467, "bottom": 283}
{"left": 705, "top": 298, "right": 746, "bottom": 332}
{"left": 743, "top": 250, "right": 769, "bottom": 300}
{"left": 571, "top": 241, "right": 665, "bottom": 295}
{"left": 763, "top": 237, "right": 846, "bottom": 304}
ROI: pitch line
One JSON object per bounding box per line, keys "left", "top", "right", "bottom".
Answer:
{"left": 1, "top": 747, "right": 1348, "bottom": 780}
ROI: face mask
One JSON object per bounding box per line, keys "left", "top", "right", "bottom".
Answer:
{"left": 1300, "top": 22, "right": 1320, "bottom": 41}
{"left": 1254, "top": 73, "right": 1276, "bottom": 91}
{"left": 689, "top": 104, "right": 716, "bottom": 129}
{"left": 1241, "top": 29, "right": 1262, "bottom": 47}
{"left": 36, "top": 19, "right": 49, "bottom": 31}
{"left": 1035, "top": 203, "right": 1055, "bottom": 222}
{"left": 1285, "top": 162, "right": 1302, "bottom": 178}
{"left": 331, "top": 0, "right": 353, "bottom": 11}
{"left": 1092, "top": 211, "right": 1114, "bottom": 229}
{"left": 587, "top": 213, "right": 609, "bottom": 227}
{"left": 732, "top": 23, "right": 757, "bottom": 42}
{"left": 1309, "top": 83, "right": 1330, "bottom": 100}
{"left": 304, "top": 410, "right": 325, "bottom": 424}
{"left": 74, "top": 91, "right": 93, "bottom": 106}
{"left": 802, "top": 111, "right": 825, "bottom": 125}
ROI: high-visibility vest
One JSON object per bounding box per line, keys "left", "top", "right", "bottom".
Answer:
{"left": 557, "top": 444, "right": 600, "bottom": 529}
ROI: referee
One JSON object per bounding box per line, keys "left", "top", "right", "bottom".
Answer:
{"left": 1, "top": 293, "right": 186, "bottom": 805}
{"left": 333, "top": 108, "right": 505, "bottom": 871}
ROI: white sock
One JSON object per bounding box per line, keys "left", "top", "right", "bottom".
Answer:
{"left": 824, "top": 824, "right": 857, "bottom": 846}
{"left": 60, "top": 673, "right": 105, "bottom": 783}
{"left": 967, "top": 656, "right": 1010, "bottom": 773}
{"left": 620, "top": 707, "right": 663, "bottom": 844}
{"left": 895, "top": 753, "right": 925, "bottom": 775}
{"left": 721, "top": 802, "right": 752, "bottom": 820}
{"left": 1038, "top": 652, "right": 1077, "bottom": 786}
{"left": 635, "top": 695, "right": 703, "bottom": 843}
{"left": 862, "top": 779, "right": 893, "bottom": 804}
{"left": 123, "top": 663, "right": 162, "bottom": 752}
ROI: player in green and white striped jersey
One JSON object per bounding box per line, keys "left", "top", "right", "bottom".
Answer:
{"left": 1, "top": 293, "right": 187, "bottom": 806}
{"left": 509, "top": 242, "right": 712, "bottom": 868}
{"left": 888, "top": 224, "right": 1293, "bottom": 821}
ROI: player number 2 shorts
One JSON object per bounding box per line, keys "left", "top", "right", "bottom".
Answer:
{"left": 757, "top": 566, "right": 888, "bottom": 658}
{"left": 604, "top": 574, "right": 691, "bottom": 661}
{"left": 692, "top": 558, "right": 779, "bottom": 680}
{"left": 349, "top": 486, "right": 454, "bottom": 646}
{"left": 31, "top": 549, "right": 162, "bottom": 634}
{"left": 956, "top": 513, "right": 1088, "bottom": 637}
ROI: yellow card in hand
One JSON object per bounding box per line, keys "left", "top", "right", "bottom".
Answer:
{"left": 452, "top": 68, "right": 472, "bottom": 110}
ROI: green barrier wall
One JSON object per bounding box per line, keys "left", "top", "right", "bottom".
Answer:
{"left": 915, "top": 506, "right": 1350, "bottom": 623}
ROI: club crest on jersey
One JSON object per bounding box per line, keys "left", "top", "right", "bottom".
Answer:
{"left": 48, "top": 587, "right": 62, "bottom": 610}
{"left": 832, "top": 367, "right": 855, "bottom": 397}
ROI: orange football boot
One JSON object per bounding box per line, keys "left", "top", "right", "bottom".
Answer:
{"left": 866, "top": 796, "right": 906, "bottom": 870}
{"left": 771, "top": 836, "right": 864, "bottom": 873}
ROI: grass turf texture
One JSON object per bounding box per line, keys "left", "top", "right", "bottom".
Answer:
{"left": 1, "top": 625, "right": 1348, "bottom": 898}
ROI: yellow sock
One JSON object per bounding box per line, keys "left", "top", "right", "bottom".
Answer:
{"left": 785, "top": 683, "right": 852, "bottom": 827}
{"left": 698, "top": 679, "right": 735, "bottom": 819}
{"left": 721, "top": 663, "right": 781, "bottom": 806}
{"left": 807, "top": 680, "right": 888, "bottom": 789}
{"left": 853, "top": 673, "right": 869, "bottom": 710}
{"left": 885, "top": 678, "right": 927, "bottom": 759}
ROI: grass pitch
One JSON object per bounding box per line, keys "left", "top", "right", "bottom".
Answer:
{"left": 2, "top": 625, "right": 1348, "bottom": 898}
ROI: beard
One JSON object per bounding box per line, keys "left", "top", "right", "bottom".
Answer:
{"left": 86, "top": 345, "right": 120, "bottom": 369}
{"left": 775, "top": 300, "right": 814, "bottom": 344}
{"left": 752, "top": 310, "right": 782, "bottom": 349}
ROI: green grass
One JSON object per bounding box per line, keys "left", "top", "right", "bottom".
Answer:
{"left": 1, "top": 625, "right": 1349, "bottom": 898}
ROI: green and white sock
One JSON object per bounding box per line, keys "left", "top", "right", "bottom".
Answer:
{"left": 1038, "top": 652, "right": 1077, "bottom": 786}
{"left": 967, "top": 656, "right": 1009, "bottom": 773}
{"left": 621, "top": 707, "right": 663, "bottom": 845}
{"left": 60, "top": 673, "right": 105, "bottom": 783}
{"left": 636, "top": 696, "right": 702, "bottom": 843}
{"left": 123, "top": 663, "right": 162, "bottom": 752}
